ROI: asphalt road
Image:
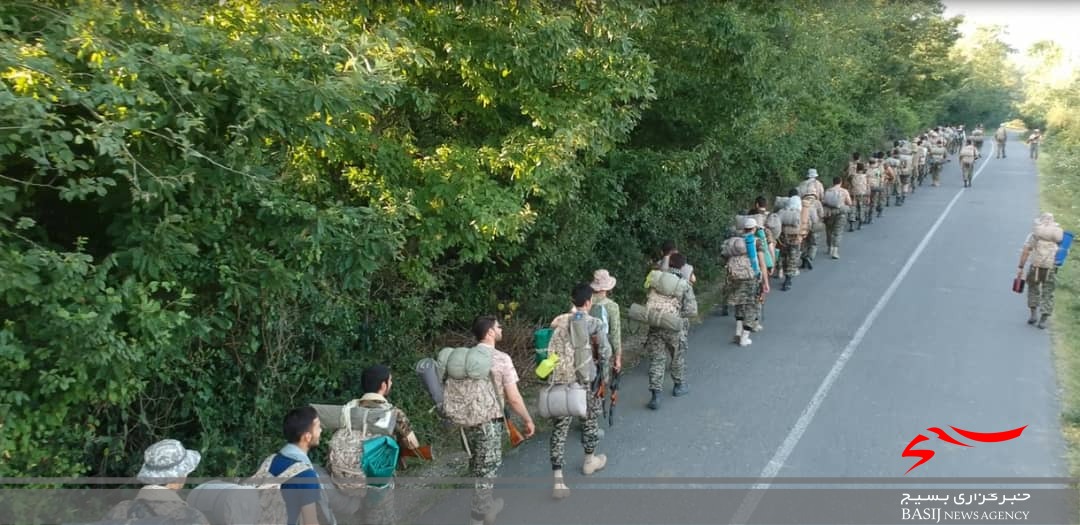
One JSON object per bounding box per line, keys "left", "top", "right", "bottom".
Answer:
{"left": 413, "top": 134, "right": 1069, "bottom": 524}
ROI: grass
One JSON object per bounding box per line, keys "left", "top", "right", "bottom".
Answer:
{"left": 1037, "top": 150, "right": 1080, "bottom": 475}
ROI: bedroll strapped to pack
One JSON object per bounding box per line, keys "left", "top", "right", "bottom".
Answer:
{"left": 627, "top": 303, "right": 684, "bottom": 332}
{"left": 547, "top": 313, "right": 596, "bottom": 385}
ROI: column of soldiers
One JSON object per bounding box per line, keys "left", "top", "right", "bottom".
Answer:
{"left": 105, "top": 125, "right": 990, "bottom": 525}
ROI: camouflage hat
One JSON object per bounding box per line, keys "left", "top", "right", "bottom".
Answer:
{"left": 590, "top": 269, "right": 617, "bottom": 292}
{"left": 136, "top": 439, "right": 201, "bottom": 484}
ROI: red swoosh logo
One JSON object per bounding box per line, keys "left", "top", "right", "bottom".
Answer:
{"left": 902, "top": 425, "right": 1027, "bottom": 474}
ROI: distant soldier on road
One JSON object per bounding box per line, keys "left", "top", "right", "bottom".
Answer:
{"left": 994, "top": 124, "right": 1008, "bottom": 159}
{"left": 958, "top": 139, "right": 979, "bottom": 188}
{"left": 798, "top": 169, "right": 825, "bottom": 269}
{"left": 1026, "top": 128, "right": 1042, "bottom": 160}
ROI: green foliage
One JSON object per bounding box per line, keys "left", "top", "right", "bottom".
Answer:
{"left": 1, "top": 0, "right": 979, "bottom": 477}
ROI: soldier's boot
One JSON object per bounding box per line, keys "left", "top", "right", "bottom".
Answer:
{"left": 583, "top": 453, "right": 608, "bottom": 475}
{"left": 733, "top": 320, "right": 744, "bottom": 344}
{"left": 1038, "top": 314, "right": 1050, "bottom": 330}
{"left": 781, "top": 276, "right": 792, "bottom": 291}
{"left": 831, "top": 246, "right": 840, "bottom": 260}
{"left": 647, "top": 390, "right": 660, "bottom": 410}
{"left": 720, "top": 304, "right": 729, "bottom": 317}
{"left": 673, "top": 383, "right": 689, "bottom": 397}
{"left": 848, "top": 220, "right": 855, "bottom": 232}
{"left": 804, "top": 256, "right": 813, "bottom": 271}
{"left": 1027, "top": 308, "right": 1037, "bottom": 325}
{"left": 739, "top": 331, "right": 752, "bottom": 347}
{"left": 552, "top": 471, "right": 570, "bottom": 500}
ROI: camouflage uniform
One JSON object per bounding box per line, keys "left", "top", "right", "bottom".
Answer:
{"left": 1027, "top": 267, "right": 1057, "bottom": 316}
{"left": 928, "top": 144, "right": 947, "bottom": 186}
{"left": 355, "top": 394, "right": 415, "bottom": 525}
{"left": 465, "top": 420, "right": 504, "bottom": 521}
{"left": 823, "top": 186, "right": 852, "bottom": 252}
{"left": 780, "top": 233, "right": 802, "bottom": 275}
{"left": 1028, "top": 132, "right": 1041, "bottom": 159}
{"left": 547, "top": 311, "right": 610, "bottom": 470}
{"left": 958, "top": 144, "right": 978, "bottom": 187}
{"left": 644, "top": 270, "right": 697, "bottom": 392}
{"left": 994, "top": 127, "right": 1007, "bottom": 158}
{"left": 797, "top": 177, "right": 824, "bottom": 265}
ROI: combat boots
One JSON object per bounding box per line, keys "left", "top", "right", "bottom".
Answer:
{"left": 830, "top": 246, "right": 839, "bottom": 259}
{"left": 647, "top": 390, "right": 660, "bottom": 410}
{"left": 1028, "top": 308, "right": 1037, "bottom": 325}
{"left": 1038, "top": 314, "right": 1050, "bottom": 330}
{"left": 673, "top": 383, "right": 689, "bottom": 397}
{"left": 781, "top": 276, "right": 792, "bottom": 291}
{"left": 583, "top": 453, "right": 608, "bottom": 475}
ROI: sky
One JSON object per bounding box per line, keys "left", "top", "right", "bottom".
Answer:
{"left": 943, "top": 1, "right": 1080, "bottom": 61}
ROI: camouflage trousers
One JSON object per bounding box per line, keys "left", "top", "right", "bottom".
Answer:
{"left": 801, "top": 225, "right": 819, "bottom": 262}
{"left": 646, "top": 328, "right": 685, "bottom": 391}
{"left": 961, "top": 162, "right": 974, "bottom": 185}
{"left": 780, "top": 233, "right": 801, "bottom": 275}
{"left": 728, "top": 278, "right": 760, "bottom": 323}
{"left": 550, "top": 391, "right": 603, "bottom": 469}
{"left": 996, "top": 140, "right": 1006, "bottom": 158}
{"left": 824, "top": 210, "right": 845, "bottom": 249}
{"left": 930, "top": 163, "right": 943, "bottom": 185}
{"left": 360, "top": 484, "right": 396, "bottom": 525}
{"left": 870, "top": 189, "right": 884, "bottom": 213}
{"left": 464, "top": 419, "right": 504, "bottom": 521}
{"left": 1027, "top": 266, "right": 1057, "bottom": 316}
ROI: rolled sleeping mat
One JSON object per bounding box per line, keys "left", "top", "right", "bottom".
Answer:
{"left": 415, "top": 357, "right": 443, "bottom": 408}
{"left": 628, "top": 303, "right": 684, "bottom": 332}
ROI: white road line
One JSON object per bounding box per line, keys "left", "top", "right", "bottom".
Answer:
{"left": 729, "top": 148, "right": 995, "bottom": 524}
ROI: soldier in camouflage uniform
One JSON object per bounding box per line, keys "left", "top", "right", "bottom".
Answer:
{"left": 884, "top": 149, "right": 902, "bottom": 206}
{"left": 777, "top": 190, "right": 803, "bottom": 291}
{"left": 994, "top": 125, "right": 1008, "bottom": 159}
{"left": 548, "top": 283, "right": 612, "bottom": 500}
{"left": 867, "top": 156, "right": 885, "bottom": 220}
{"left": 1017, "top": 213, "right": 1064, "bottom": 329}
{"left": 463, "top": 316, "right": 536, "bottom": 524}
{"left": 351, "top": 364, "right": 420, "bottom": 525}
{"left": 823, "top": 177, "right": 853, "bottom": 260}
{"left": 106, "top": 439, "right": 210, "bottom": 525}
{"left": 798, "top": 169, "right": 825, "bottom": 269}
{"left": 928, "top": 138, "right": 948, "bottom": 187}
{"left": 722, "top": 218, "right": 771, "bottom": 346}
{"left": 643, "top": 253, "right": 697, "bottom": 410}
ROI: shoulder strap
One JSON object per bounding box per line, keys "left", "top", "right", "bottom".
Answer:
{"left": 339, "top": 399, "right": 360, "bottom": 434}
{"left": 279, "top": 460, "right": 310, "bottom": 481}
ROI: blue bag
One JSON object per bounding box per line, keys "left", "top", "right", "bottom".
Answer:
{"left": 1057, "top": 231, "right": 1073, "bottom": 267}
{"left": 361, "top": 435, "right": 400, "bottom": 487}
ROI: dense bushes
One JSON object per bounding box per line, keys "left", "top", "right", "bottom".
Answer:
{"left": 1, "top": 0, "right": 997, "bottom": 477}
